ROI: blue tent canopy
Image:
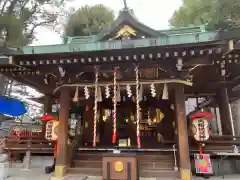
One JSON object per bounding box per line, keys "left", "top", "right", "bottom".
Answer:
{"left": 0, "top": 97, "right": 27, "bottom": 117}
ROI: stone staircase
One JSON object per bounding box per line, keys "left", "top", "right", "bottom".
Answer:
{"left": 69, "top": 151, "right": 179, "bottom": 178}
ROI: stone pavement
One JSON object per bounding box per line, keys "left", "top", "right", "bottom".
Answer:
{"left": 5, "top": 167, "right": 240, "bottom": 180}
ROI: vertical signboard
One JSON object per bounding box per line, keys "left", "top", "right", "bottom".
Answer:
{"left": 194, "top": 154, "right": 213, "bottom": 174}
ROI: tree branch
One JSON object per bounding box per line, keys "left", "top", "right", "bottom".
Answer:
{"left": 7, "top": 0, "right": 18, "bottom": 15}
{"left": 26, "top": 20, "right": 55, "bottom": 38}
{"left": 0, "top": 0, "right": 8, "bottom": 15}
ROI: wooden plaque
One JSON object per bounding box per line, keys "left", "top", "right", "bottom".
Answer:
{"left": 102, "top": 153, "right": 138, "bottom": 180}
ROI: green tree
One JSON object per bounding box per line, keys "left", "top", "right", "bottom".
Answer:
{"left": 0, "top": 0, "right": 68, "bottom": 48}
{"left": 64, "top": 4, "right": 115, "bottom": 36}
{"left": 169, "top": 0, "right": 240, "bottom": 29}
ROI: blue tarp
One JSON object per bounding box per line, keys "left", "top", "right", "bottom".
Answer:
{"left": 0, "top": 97, "right": 27, "bottom": 116}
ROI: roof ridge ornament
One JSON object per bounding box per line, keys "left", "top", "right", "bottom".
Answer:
{"left": 123, "top": 0, "right": 128, "bottom": 9}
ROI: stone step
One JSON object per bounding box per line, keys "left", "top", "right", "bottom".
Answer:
{"left": 68, "top": 167, "right": 101, "bottom": 176}
{"left": 137, "top": 155, "right": 174, "bottom": 161}
{"left": 75, "top": 153, "right": 174, "bottom": 161}
{"left": 73, "top": 160, "right": 174, "bottom": 170}
{"left": 73, "top": 160, "right": 102, "bottom": 167}
{"left": 139, "top": 162, "right": 174, "bottom": 170}
{"left": 140, "top": 169, "right": 179, "bottom": 178}
{"left": 68, "top": 167, "right": 179, "bottom": 178}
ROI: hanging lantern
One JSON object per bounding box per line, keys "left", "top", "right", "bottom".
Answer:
{"left": 84, "top": 86, "right": 90, "bottom": 99}
{"left": 190, "top": 112, "right": 214, "bottom": 142}
{"left": 45, "top": 120, "right": 59, "bottom": 141}
{"left": 105, "top": 85, "right": 110, "bottom": 98}
{"left": 126, "top": 84, "right": 132, "bottom": 98}
{"left": 73, "top": 86, "right": 79, "bottom": 102}
{"left": 150, "top": 83, "right": 156, "bottom": 97}
{"left": 162, "top": 83, "right": 169, "bottom": 100}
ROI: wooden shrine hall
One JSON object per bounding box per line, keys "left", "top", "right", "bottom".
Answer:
{"left": 2, "top": 3, "right": 240, "bottom": 180}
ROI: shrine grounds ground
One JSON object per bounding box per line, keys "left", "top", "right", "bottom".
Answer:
{"left": 6, "top": 167, "right": 240, "bottom": 180}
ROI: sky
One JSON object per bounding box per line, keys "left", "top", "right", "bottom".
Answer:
{"left": 33, "top": 0, "right": 182, "bottom": 46}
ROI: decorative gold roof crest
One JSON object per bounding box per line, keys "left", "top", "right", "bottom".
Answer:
{"left": 114, "top": 25, "right": 137, "bottom": 39}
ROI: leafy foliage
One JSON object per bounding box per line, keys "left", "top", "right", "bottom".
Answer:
{"left": 169, "top": 0, "right": 240, "bottom": 29}
{"left": 64, "top": 4, "right": 115, "bottom": 36}
{"left": 0, "top": 0, "right": 69, "bottom": 48}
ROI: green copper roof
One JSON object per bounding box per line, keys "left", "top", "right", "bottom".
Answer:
{"left": 23, "top": 7, "right": 216, "bottom": 55}
{"left": 23, "top": 31, "right": 217, "bottom": 54}
{"left": 159, "top": 25, "right": 206, "bottom": 35}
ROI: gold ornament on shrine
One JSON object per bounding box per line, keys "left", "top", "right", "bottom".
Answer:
{"left": 155, "top": 108, "right": 164, "bottom": 123}
{"left": 114, "top": 161, "right": 124, "bottom": 172}
{"left": 115, "top": 25, "right": 137, "bottom": 39}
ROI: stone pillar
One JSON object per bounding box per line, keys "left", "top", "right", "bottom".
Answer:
{"left": 217, "top": 88, "right": 233, "bottom": 135}
{"left": 53, "top": 87, "right": 70, "bottom": 179}
{"left": 23, "top": 151, "right": 31, "bottom": 169}
{"left": 174, "top": 84, "right": 192, "bottom": 180}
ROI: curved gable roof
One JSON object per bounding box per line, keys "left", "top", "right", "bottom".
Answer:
{"left": 97, "top": 9, "right": 163, "bottom": 40}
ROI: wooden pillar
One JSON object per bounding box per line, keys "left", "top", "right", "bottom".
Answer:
{"left": 54, "top": 87, "right": 70, "bottom": 179}
{"left": 41, "top": 96, "right": 53, "bottom": 138}
{"left": 44, "top": 96, "right": 52, "bottom": 113}
{"left": 217, "top": 88, "right": 233, "bottom": 135}
{"left": 174, "top": 84, "right": 192, "bottom": 180}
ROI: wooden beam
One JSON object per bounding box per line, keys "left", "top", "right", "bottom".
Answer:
{"left": 11, "top": 41, "right": 227, "bottom": 67}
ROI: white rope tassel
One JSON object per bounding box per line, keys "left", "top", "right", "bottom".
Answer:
{"left": 105, "top": 85, "right": 110, "bottom": 98}
{"left": 84, "top": 86, "right": 90, "bottom": 99}
{"left": 73, "top": 86, "right": 79, "bottom": 102}
{"left": 162, "top": 83, "right": 169, "bottom": 100}
{"left": 93, "top": 68, "right": 99, "bottom": 147}
{"left": 150, "top": 83, "right": 156, "bottom": 97}
{"left": 135, "top": 66, "right": 141, "bottom": 148}
{"left": 126, "top": 84, "right": 132, "bottom": 98}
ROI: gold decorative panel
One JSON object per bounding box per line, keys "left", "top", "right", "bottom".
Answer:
{"left": 115, "top": 25, "right": 137, "bottom": 39}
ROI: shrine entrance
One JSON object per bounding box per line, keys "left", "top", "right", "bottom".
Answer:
{"left": 81, "top": 96, "right": 176, "bottom": 149}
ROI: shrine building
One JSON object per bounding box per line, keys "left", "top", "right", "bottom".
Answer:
{"left": 2, "top": 2, "right": 240, "bottom": 180}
